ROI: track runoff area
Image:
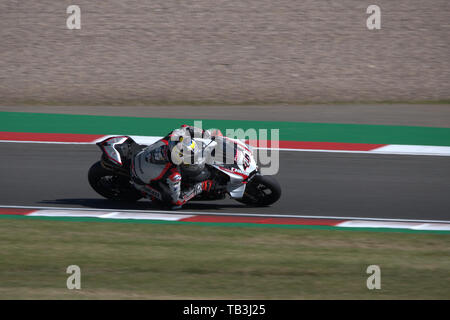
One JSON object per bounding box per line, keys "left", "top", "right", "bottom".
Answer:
{"left": 0, "top": 111, "right": 449, "bottom": 233}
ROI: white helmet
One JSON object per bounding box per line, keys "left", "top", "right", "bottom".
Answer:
{"left": 170, "top": 136, "right": 203, "bottom": 166}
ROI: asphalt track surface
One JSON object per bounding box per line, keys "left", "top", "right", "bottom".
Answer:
{"left": 1, "top": 142, "right": 449, "bottom": 221}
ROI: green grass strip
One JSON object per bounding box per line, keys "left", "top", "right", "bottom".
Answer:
{"left": 1, "top": 111, "right": 450, "bottom": 145}
{"left": 1, "top": 214, "right": 448, "bottom": 235}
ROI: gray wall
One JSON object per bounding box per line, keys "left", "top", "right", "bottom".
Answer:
{"left": 1, "top": 0, "right": 449, "bottom": 104}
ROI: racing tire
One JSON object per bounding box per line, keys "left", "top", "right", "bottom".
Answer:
{"left": 88, "top": 161, "right": 143, "bottom": 202}
{"left": 236, "top": 174, "right": 281, "bottom": 206}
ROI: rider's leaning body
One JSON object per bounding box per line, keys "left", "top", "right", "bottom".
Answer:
{"left": 131, "top": 125, "right": 215, "bottom": 209}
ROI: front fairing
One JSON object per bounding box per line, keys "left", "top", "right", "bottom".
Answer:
{"left": 203, "top": 136, "right": 257, "bottom": 198}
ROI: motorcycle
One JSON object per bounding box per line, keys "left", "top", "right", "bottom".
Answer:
{"left": 88, "top": 134, "right": 281, "bottom": 207}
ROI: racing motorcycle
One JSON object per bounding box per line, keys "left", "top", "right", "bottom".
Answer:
{"left": 88, "top": 134, "right": 281, "bottom": 207}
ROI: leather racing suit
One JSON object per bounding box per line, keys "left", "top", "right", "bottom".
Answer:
{"left": 130, "top": 125, "right": 215, "bottom": 208}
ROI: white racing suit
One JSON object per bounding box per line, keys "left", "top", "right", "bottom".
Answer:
{"left": 131, "top": 125, "right": 215, "bottom": 208}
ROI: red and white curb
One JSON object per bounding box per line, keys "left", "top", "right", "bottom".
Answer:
{"left": 1, "top": 131, "right": 449, "bottom": 156}
{"left": 1, "top": 206, "right": 449, "bottom": 232}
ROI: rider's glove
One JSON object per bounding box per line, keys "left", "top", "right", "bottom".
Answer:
{"left": 200, "top": 180, "right": 216, "bottom": 192}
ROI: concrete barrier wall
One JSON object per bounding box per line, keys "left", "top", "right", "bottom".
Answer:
{"left": 1, "top": 0, "right": 449, "bottom": 104}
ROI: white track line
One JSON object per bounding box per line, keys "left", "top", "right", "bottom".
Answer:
{"left": 1, "top": 204, "right": 449, "bottom": 224}
{"left": 1, "top": 140, "right": 450, "bottom": 156}
{"left": 2, "top": 134, "right": 450, "bottom": 157}
{"left": 0, "top": 139, "right": 450, "bottom": 157}
{"left": 26, "top": 210, "right": 194, "bottom": 221}
{"left": 254, "top": 147, "right": 450, "bottom": 156}
{"left": 0, "top": 140, "right": 93, "bottom": 145}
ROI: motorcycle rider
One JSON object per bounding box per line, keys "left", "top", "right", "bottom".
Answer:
{"left": 130, "top": 125, "right": 217, "bottom": 209}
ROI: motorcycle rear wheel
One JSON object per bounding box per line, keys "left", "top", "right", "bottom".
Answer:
{"left": 88, "top": 161, "right": 143, "bottom": 202}
{"left": 236, "top": 174, "right": 281, "bottom": 206}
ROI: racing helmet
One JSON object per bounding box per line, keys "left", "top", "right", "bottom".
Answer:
{"left": 170, "top": 136, "right": 204, "bottom": 167}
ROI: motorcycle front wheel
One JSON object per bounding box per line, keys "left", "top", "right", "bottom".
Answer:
{"left": 236, "top": 174, "right": 281, "bottom": 206}
{"left": 88, "top": 161, "right": 143, "bottom": 202}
